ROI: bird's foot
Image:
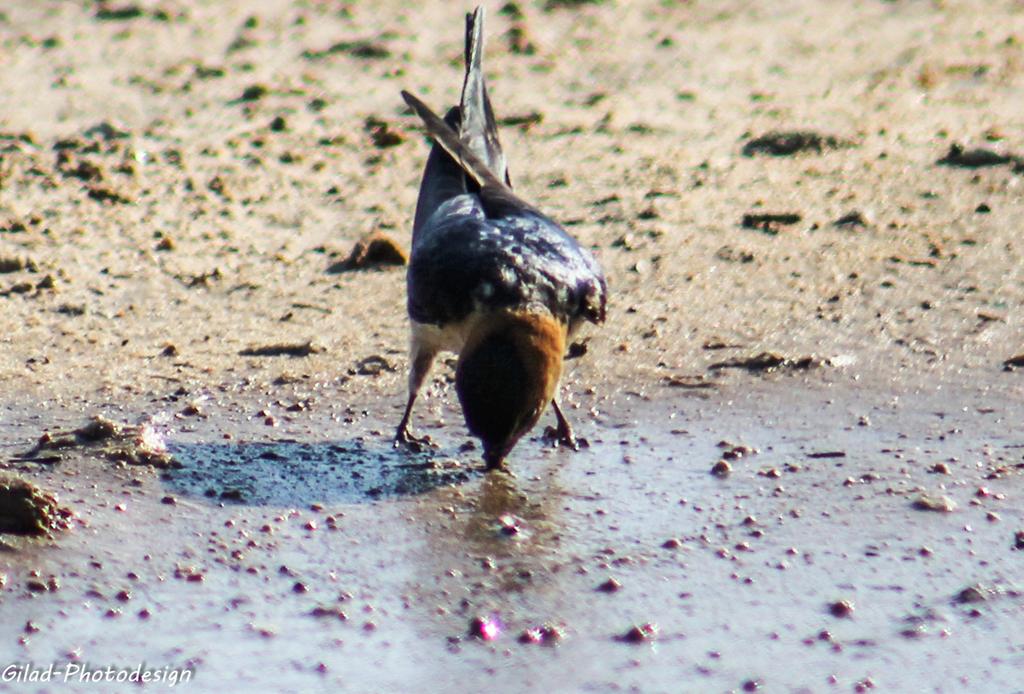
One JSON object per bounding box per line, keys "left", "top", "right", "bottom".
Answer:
{"left": 543, "top": 424, "right": 587, "bottom": 451}
{"left": 394, "top": 426, "right": 433, "bottom": 452}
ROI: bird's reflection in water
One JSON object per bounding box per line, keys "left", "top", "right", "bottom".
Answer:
{"left": 466, "top": 472, "right": 553, "bottom": 552}
{"left": 412, "top": 462, "right": 570, "bottom": 638}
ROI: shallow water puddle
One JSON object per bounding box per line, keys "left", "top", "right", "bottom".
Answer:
{"left": 1, "top": 376, "right": 1023, "bottom": 692}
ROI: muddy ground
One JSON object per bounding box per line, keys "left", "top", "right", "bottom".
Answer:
{"left": 1, "top": 1, "right": 1023, "bottom": 692}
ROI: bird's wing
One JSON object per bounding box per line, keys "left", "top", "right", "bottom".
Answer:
{"left": 402, "top": 90, "right": 507, "bottom": 194}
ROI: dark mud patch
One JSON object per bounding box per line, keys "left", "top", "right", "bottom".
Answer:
{"left": 741, "top": 212, "right": 802, "bottom": 235}
{"left": 327, "top": 231, "right": 408, "bottom": 273}
{"left": 364, "top": 117, "right": 406, "bottom": 150}
{"left": 0, "top": 475, "right": 72, "bottom": 535}
{"left": 662, "top": 373, "right": 716, "bottom": 392}
{"left": 565, "top": 340, "right": 589, "bottom": 360}
{"left": 497, "top": 111, "right": 544, "bottom": 129}
{"left": 0, "top": 256, "right": 37, "bottom": 274}
{"left": 239, "top": 341, "right": 325, "bottom": 358}
{"left": 937, "top": 143, "right": 1024, "bottom": 171}
{"left": 165, "top": 439, "right": 475, "bottom": 505}
{"left": 301, "top": 39, "right": 391, "bottom": 61}
{"left": 708, "top": 351, "right": 824, "bottom": 373}
{"left": 350, "top": 354, "right": 395, "bottom": 376}
{"left": 742, "top": 131, "right": 851, "bottom": 157}
{"left": 94, "top": 4, "right": 145, "bottom": 22}
{"left": 544, "top": 0, "right": 609, "bottom": 9}
{"left": 833, "top": 210, "right": 870, "bottom": 228}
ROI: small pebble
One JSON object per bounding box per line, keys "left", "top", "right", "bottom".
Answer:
{"left": 517, "top": 623, "right": 565, "bottom": 645}
{"left": 912, "top": 494, "right": 956, "bottom": 513}
{"left": 828, "top": 600, "right": 855, "bottom": 618}
{"left": 618, "top": 623, "right": 657, "bottom": 643}
{"left": 710, "top": 460, "right": 732, "bottom": 477}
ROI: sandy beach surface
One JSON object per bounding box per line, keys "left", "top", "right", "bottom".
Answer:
{"left": 2, "top": 1, "right": 1023, "bottom": 691}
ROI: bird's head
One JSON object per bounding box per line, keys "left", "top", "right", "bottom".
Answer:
{"left": 456, "top": 310, "right": 566, "bottom": 469}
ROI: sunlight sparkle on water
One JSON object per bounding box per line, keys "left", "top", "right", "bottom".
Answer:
{"left": 469, "top": 616, "right": 501, "bottom": 641}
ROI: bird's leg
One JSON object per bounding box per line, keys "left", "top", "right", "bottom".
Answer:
{"left": 394, "top": 346, "right": 437, "bottom": 449}
{"left": 546, "top": 398, "right": 579, "bottom": 451}
{"left": 394, "top": 394, "right": 427, "bottom": 447}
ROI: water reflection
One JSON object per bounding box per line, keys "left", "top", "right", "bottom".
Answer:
{"left": 411, "top": 457, "right": 571, "bottom": 642}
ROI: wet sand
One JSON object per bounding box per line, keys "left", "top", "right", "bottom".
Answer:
{"left": 2, "top": 1, "right": 1024, "bottom": 692}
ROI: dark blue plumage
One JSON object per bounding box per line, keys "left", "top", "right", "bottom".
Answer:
{"left": 408, "top": 195, "right": 606, "bottom": 328}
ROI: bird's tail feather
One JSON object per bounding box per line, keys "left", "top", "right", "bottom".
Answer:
{"left": 409, "top": 5, "right": 514, "bottom": 237}
{"left": 459, "top": 7, "right": 508, "bottom": 185}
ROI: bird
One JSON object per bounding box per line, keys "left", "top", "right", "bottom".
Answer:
{"left": 395, "top": 6, "right": 606, "bottom": 470}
